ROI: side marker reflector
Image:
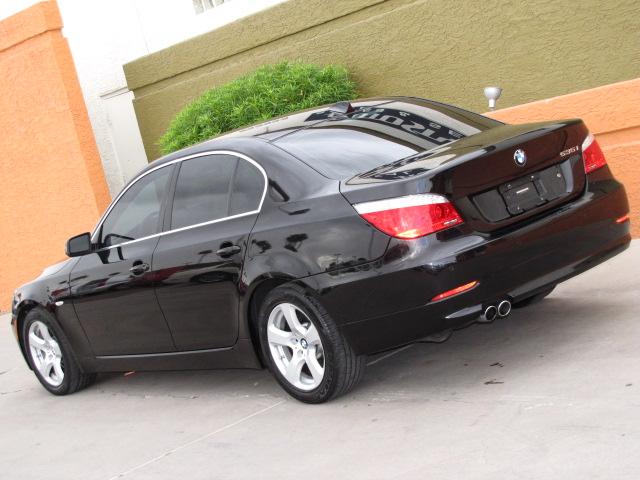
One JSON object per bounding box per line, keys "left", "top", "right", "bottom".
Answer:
{"left": 615, "top": 214, "right": 630, "bottom": 224}
{"left": 431, "top": 281, "right": 479, "bottom": 302}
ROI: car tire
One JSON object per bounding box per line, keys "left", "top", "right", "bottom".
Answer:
{"left": 258, "top": 284, "right": 365, "bottom": 403}
{"left": 22, "top": 308, "right": 96, "bottom": 395}
{"left": 512, "top": 285, "right": 556, "bottom": 309}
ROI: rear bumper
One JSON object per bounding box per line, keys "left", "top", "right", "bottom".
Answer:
{"left": 300, "top": 176, "right": 631, "bottom": 355}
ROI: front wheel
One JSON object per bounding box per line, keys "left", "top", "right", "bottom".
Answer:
{"left": 22, "top": 309, "right": 96, "bottom": 395}
{"left": 258, "top": 285, "right": 365, "bottom": 403}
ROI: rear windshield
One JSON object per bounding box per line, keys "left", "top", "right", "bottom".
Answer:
{"left": 274, "top": 128, "right": 420, "bottom": 179}
{"left": 273, "top": 100, "right": 497, "bottom": 179}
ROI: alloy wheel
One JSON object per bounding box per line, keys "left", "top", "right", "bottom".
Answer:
{"left": 28, "top": 320, "right": 64, "bottom": 387}
{"left": 267, "top": 302, "right": 325, "bottom": 391}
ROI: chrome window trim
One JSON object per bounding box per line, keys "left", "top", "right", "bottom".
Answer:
{"left": 90, "top": 150, "right": 268, "bottom": 250}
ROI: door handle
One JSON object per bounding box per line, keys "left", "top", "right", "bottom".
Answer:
{"left": 129, "top": 262, "right": 150, "bottom": 275}
{"left": 216, "top": 245, "right": 241, "bottom": 258}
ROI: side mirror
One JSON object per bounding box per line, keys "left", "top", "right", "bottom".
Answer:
{"left": 65, "top": 232, "right": 92, "bottom": 257}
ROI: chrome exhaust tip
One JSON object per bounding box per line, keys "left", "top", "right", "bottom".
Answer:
{"left": 497, "top": 300, "right": 512, "bottom": 318}
{"left": 481, "top": 305, "right": 498, "bottom": 323}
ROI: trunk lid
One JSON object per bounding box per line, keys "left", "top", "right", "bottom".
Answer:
{"left": 340, "top": 120, "right": 589, "bottom": 233}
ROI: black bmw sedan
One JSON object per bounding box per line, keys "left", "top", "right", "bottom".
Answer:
{"left": 11, "top": 97, "right": 630, "bottom": 403}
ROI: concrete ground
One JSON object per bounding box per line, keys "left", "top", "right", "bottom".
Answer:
{"left": 1, "top": 242, "right": 638, "bottom": 480}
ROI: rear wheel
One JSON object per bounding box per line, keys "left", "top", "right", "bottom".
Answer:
{"left": 258, "top": 285, "right": 365, "bottom": 403}
{"left": 513, "top": 285, "right": 556, "bottom": 309}
{"left": 22, "top": 309, "right": 96, "bottom": 395}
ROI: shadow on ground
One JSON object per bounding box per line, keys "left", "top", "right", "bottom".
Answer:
{"left": 90, "top": 293, "right": 624, "bottom": 401}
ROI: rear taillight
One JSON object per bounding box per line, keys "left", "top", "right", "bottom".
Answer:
{"left": 582, "top": 133, "right": 607, "bottom": 174}
{"left": 353, "top": 194, "right": 463, "bottom": 239}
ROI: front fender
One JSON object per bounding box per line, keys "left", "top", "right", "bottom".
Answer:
{"left": 11, "top": 299, "right": 41, "bottom": 367}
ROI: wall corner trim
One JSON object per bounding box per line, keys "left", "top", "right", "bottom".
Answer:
{"left": 0, "top": 1, "right": 63, "bottom": 52}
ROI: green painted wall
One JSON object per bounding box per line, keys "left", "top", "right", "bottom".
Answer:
{"left": 124, "top": 0, "right": 640, "bottom": 160}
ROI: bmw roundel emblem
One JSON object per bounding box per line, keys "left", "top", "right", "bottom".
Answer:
{"left": 513, "top": 149, "right": 527, "bottom": 167}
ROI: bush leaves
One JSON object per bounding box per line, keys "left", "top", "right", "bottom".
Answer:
{"left": 159, "top": 61, "right": 358, "bottom": 154}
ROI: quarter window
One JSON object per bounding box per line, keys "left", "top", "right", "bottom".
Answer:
{"left": 100, "top": 166, "right": 172, "bottom": 247}
{"left": 230, "top": 158, "right": 265, "bottom": 215}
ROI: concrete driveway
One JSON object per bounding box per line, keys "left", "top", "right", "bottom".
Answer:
{"left": 1, "top": 241, "right": 638, "bottom": 480}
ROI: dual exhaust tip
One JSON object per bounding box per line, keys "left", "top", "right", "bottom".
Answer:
{"left": 481, "top": 300, "right": 511, "bottom": 322}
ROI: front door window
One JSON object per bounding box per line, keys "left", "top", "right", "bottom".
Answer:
{"left": 99, "top": 166, "right": 172, "bottom": 247}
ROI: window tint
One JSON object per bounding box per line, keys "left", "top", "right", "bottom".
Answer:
{"left": 100, "top": 166, "right": 172, "bottom": 247}
{"left": 171, "top": 155, "right": 237, "bottom": 229}
{"left": 272, "top": 100, "right": 494, "bottom": 179}
{"left": 229, "top": 159, "right": 264, "bottom": 215}
{"left": 274, "top": 128, "right": 419, "bottom": 179}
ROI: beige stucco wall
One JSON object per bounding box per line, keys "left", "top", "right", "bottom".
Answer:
{"left": 124, "top": 0, "right": 640, "bottom": 160}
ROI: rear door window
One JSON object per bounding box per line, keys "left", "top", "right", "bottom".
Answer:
{"left": 170, "top": 154, "right": 266, "bottom": 230}
{"left": 171, "top": 155, "right": 237, "bottom": 229}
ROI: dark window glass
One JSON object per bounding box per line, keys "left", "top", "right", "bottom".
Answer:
{"left": 171, "top": 155, "right": 237, "bottom": 229}
{"left": 274, "top": 128, "right": 420, "bottom": 179}
{"left": 100, "top": 166, "right": 172, "bottom": 247}
{"left": 272, "top": 100, "right": 496, "bottom": 179}
{"left": 230, "top": 160, "right": 264, "bottom": 215}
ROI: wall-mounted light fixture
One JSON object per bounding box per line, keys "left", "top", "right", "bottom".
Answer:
{"left": 483, "top": 86, "right": 502, "bottom": 110}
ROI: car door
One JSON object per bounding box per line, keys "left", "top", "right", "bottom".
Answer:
{"left": 69, "top": 164, "right": 177, "bottom": 356}
{"left": 152, "top": 152, "right": 266, "bottom": 351}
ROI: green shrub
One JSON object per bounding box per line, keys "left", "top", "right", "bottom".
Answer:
{"left": 159, "top": 61, "right": 358, "bottom": 154}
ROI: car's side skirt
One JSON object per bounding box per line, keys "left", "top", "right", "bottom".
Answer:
{"left": 81, "top": 339, "right": 261, "bottom": 373}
